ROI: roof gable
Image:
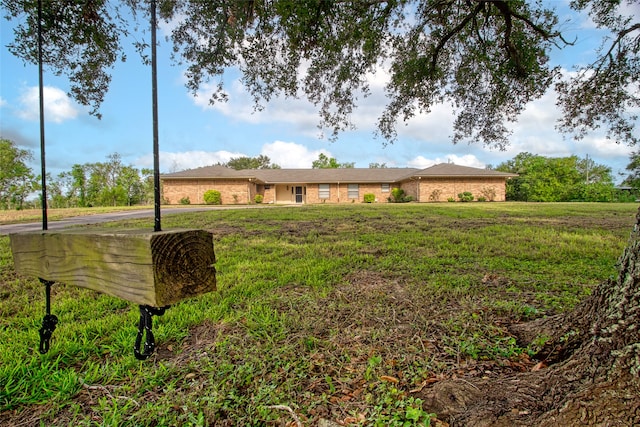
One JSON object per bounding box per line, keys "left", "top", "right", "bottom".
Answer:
{"left": 161, "top": 165, "right": 258, "bottom": 179}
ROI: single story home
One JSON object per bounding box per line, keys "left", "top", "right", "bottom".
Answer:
{"left": 160, "top": 163, "right": 517, "bottom": 205}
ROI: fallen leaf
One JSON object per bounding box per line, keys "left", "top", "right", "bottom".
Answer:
{"left": 531, "top": 361, "right": 547, "bottom": 371}
{"left": 409, "top": 376, "right": 440, "bottom": 393}
{"left": 380, "top": 375, "right": 399, "bottom": 383}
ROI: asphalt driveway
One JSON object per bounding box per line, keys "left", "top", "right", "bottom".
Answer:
{"left": 0, "top": 205, "right": 275, "bottom": 235}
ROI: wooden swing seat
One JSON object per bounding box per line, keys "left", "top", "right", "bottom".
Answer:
{"left": 9, "top": 228, "right": 216, "bottom": 307}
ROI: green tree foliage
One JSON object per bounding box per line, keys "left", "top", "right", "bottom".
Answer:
{"left": 556, "top": 1, "right": 640, "bottom": 145}
{"left": 622, "top": 151, "right": 640, "bottom": 193}
{"left": 118, "top": 165, "right": 145, "bottom": 206}
{"left": 225, "top": 155, "right": 280, "bottom": 170}
{"left": 140, "top": 168, "right": 155, "bottom": 205}
{"left": 46, "top": 153, "right": 148, "bottom": 207}
{"left": 57, "top": 164, "right": 89, "bottom": 207}
{"left": 0, "top": 139, "right": 36, "bottom": 210}
{"left": 496, "top": 153, "right": 618, "bottom": 201}
{"left": 312, "top": 153, "right": 354, "bottom": 169}
{"left": 5, "top": 1, "right": 635, "bottom": 147}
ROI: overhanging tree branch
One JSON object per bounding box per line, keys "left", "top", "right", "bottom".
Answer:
{"left": 430, "top": 2, "right": 484, "bottom": 72}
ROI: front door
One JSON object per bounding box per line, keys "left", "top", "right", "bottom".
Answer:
{"left": 295, "top": 186, "right": 304, "bottom": 203}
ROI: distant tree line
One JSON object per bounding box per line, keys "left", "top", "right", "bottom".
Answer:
{"left": 0, "top": 139, "right": 154, "bottom": 209}
{"left": 2, "top": 138, "right": 638, "bottom": 209}
{"left": 48, "top": 153, "right": 155, "bottom": 208}
{"left": 495, "top": 152, "right": 635, "bottom": 202}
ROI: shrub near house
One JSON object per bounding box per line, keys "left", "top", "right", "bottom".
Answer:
{"left": 203, "top": 190, "right": 222, "bottom": 205}
{"left": 389, "top": 188, "right": 413, "bottom": 203}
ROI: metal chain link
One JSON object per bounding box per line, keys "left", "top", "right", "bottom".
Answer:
{"left": 38, "top": 279, "right": 57, "bottom": 354}
{"left": 134, "top": 305, "right": 169, "bottom": 360}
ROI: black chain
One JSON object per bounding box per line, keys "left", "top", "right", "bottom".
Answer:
{"left": 134, "top": 305, "right": 169, "bottom": 360}
{"left": 38, "top": 279, "right": 57, "bottom": 354}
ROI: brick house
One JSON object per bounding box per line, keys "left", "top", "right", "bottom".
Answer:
{"left": 160, "top": 163, "right": 517, "bottom": 205}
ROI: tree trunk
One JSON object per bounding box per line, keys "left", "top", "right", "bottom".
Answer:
{"left": 420, "top": 208, "right": 640, "bottom": 426}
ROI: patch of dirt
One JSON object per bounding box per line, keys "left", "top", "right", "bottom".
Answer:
{"left": 116, "top": 269, "right": 538, "bottom": 426}
{"left": 206, "top": 214, "right": 634, "bottom": 243}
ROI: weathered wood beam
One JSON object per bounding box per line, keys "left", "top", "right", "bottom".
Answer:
{"left": 9, "top": 228, "right": 216, "bottom": 307}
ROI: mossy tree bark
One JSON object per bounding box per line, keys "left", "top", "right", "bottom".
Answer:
{"left": 420, "top": 209, "right": 640, "bottom": 426}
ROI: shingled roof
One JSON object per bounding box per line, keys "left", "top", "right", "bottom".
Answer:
{"left": 252, "top": 168, "right": 419, "bottom": 183}
{"left": 413, "top": 163, "right": 517, "bottom": 178}
{"left": 161, "top": 165, "right": 257, "bottom": 179}
{"left": 161, "top": 163, "right": 516, "bottom": 183}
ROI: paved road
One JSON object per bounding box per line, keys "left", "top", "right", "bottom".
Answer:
{"left": 0, "top": 206, "right": 265, "bottom": 235}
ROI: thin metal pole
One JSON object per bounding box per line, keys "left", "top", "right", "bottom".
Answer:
{"left": 151, "top": 0, "right": 161, "bottom": 232}
{"left": 37, "top": 0, "right": 48, "bottom": 230}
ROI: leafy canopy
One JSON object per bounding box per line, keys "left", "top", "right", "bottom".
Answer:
{"left": 0, "top": 139, "right": 36, "bottom": 209}
{"left": 224, "top": 155, "right": 281, "bottom": 170}
{"left": 3, "top": 0, "right": 638, "bottom": 146}
{"left": 496, "top": 152, "right": 620, "bottom": 202}
{"left": 312, "top": 153, "right": 354, "bottom": 169}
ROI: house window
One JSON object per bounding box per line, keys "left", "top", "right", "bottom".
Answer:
{"left": 381, "top": 183, "right": 390, "bottom": 193}
{"left": 319, "top": 184, "right": 330, "bottom": 199}
{"left": 348, "top": 184, "right": 359, "bottom": 199}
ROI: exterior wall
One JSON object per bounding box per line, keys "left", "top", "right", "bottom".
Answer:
{"left": 399, "top": 180, "right": 420, "bottom": 201}
{"left": 416, "top": 177, "right": 507, "bottom": 202}
{"left": 260, "top": 185, "right": 277, "bottom": 204}
{"left": 162, "top": 179, "right": 253, "bottom": 205}
{"left": 163, "top": 177, "right": 509, "bottom": 204}
{"left": 352, "top": 183, "right": 392, "bottom": 203}
{"left": 257, "top": 183, "right": 396, "bottom": 204}
{"left": 305, "top": 183, "right": 393, "bottom": 203}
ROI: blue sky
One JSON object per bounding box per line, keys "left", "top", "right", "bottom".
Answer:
{"left": 1, "top": 1, "right": 638, "bottom": 182}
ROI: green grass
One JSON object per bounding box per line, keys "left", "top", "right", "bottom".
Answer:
{"left": 0, "top": 202, "right": 636, "bottom": 425}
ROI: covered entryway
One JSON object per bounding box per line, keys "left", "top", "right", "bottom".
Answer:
{"left": 273, "top": 184, "right": 306, "bottom": 204}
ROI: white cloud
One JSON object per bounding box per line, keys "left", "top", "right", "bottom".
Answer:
{"left": 17, "top": 86, "right": 79, "bottom": 123}
{"left": 619, "top": 2, "right": 640, "bottom": 20}
{"left": 501, "top": 69, "right": 634, "bottom": 168}
{"left": 407, "top": 154, "right": 485, "bottom": 169}
{"left": 260, "top": 140, "right": 329, "bottom": 168}
{"left": 135, "top": 141, "right": 331, "bottom": 171}
{"left": 187, "top": 61, "right": 454, "bottom": 146}
{"left": 192, "top": 78, "right": 321, "bottom": 137}
{"left": 136, "top": 150, "right": 244, "bottom": 172}
{"left": 0, "top": 96, "right": 7, "bottom": 108}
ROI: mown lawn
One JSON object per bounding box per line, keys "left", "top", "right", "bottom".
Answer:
{"left": 0, "top": 202, "right": 636, "bottom": 426}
